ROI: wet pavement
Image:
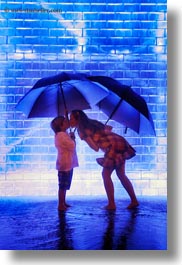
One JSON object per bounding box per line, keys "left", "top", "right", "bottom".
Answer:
{"left": 0, "top": 196, "right": 167, "bottom": 250}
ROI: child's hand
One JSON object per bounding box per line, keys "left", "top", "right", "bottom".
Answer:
{"left": 105, "top": 125, "right": 113, "bottom": 132}
{"left": 69, "top": 132, "right": 75, "bottom": 140}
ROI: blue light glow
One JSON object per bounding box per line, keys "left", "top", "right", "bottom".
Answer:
{"left": 0, "top": 0, "right": 167, "bottom": 196}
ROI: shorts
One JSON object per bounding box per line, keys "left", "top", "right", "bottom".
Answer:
{"left": 58, "top": 169, "right": 73, "bottom": 190}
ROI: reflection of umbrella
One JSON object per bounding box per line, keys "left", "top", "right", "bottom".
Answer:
{"left": 16, "top": 73, "right": 109, "bottom": 118}
{"left": 87, "top": 75, "right": 155, "bottom": 135}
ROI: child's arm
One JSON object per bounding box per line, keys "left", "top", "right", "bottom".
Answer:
{"left": 57, "top": 133, "right": 75, "bottom": 151}
{"left": 78, "top": 129, "right": 99, "bottom": 152}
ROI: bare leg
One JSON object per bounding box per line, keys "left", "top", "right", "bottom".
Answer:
{"left": 58, "top": 189, "right": 67, "bottom": 211}
{"left": 102, "top": 167, "right": 116, "bottom": 210}
{"left": 116, "top": 161, "right": 139, "bottom": 209}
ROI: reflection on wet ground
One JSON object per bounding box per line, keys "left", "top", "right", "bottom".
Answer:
{"left": 0, "top": 196, "right": 167, "bottom": 250}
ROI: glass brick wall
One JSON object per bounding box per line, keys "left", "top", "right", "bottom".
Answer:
{"left": 0, "top": 0, "right": 167, "bottom": 196}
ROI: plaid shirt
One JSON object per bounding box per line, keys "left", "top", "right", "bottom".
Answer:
{"left": 93, "top": 131, "right": 136, "bottom": 168}
{"left": 78, "top": 127, "right": 136, "bottom": 168}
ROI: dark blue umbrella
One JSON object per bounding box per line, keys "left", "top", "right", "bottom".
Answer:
{"left": 16, "top": 72, "right": 109, "bottom": 118}
{"left": 16, "top": 71, "right": 155, "bottom": 135}
{"left": 86, "top": 75, "right": 155, "bottom": 135}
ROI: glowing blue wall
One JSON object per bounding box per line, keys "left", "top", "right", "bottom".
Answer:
{"left": 0, "top": 0, "right": 167, "bottom": 196}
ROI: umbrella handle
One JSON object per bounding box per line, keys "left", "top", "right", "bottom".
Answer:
{"left": 65, "top": 109, "right": 72, "bottom": 133}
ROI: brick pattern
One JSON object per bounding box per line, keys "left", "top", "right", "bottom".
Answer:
{"left": 0, "top": 0, "right": 167, "bottom": 196}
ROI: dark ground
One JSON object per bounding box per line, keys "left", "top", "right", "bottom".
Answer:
{"left": 0, "top": 196, "right": 167, "bottom": 250}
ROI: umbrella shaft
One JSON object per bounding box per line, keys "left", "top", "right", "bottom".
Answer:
{"left": 105, "top": 98, "right": 123, "bottom": 125}
{"left": 60, "top": 83, "right": 67, "bottom": 112}
{"left": 59, "top": 84, "right": 72, "bottom": 133}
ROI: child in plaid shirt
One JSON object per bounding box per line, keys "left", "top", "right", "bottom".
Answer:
{"left": 70, "top": 110, "right": 139, "bottom": 210}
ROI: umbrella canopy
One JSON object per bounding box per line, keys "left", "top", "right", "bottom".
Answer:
{"left": 86, "top": 75, "right": 155, "bottom": 135}
{"left": 16, "top": 74, "right": 109, "bottom": 118}
{"left": 32, "top": 72, "right": 87, "bottom": 89}
{"left": 16, "top": 71, "right": 155, "bottom": 135}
